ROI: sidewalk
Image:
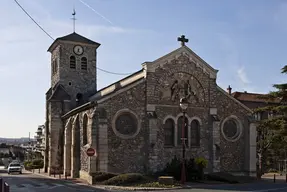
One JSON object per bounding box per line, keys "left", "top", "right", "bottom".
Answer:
{"left": 27, "top": 169, "right": 89, "bottom": 185}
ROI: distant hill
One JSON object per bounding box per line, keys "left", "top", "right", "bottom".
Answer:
{"left": 0, "top": 137, "right": 36, "bottom": 145}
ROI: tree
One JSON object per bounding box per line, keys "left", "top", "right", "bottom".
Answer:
{"left": 255, "top": 65, "right": 287, "bottom": 174}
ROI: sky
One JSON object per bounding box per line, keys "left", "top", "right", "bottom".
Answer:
{"left": 0, "top": 0, "right": 286, "bottom": 138}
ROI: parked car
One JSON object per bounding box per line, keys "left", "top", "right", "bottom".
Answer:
{"left": 7, "top": 163, "right": 22, "bottom": 174}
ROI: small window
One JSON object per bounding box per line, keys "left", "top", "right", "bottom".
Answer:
{"left": 70, "top": 56, "right": 76, "bottom": 69}
{"left": 254, "top": 112, "right": 262, "bottom": 121}
{"left": 81, "top": 57, "right": 87, "bottom": 70}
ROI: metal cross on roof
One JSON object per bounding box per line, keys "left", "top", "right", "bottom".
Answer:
{"left": 177, "top": 35, "right": 189, "bottom": 46}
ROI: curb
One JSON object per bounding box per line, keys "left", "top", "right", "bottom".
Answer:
{"left": 27, "top": 170, "right": 58, "bottom": 180}
{"left": 94, "top": 185, "right": 184, "bottom": 191}
{"left": 28, "top": 170, "right": 186, "bottom": 191}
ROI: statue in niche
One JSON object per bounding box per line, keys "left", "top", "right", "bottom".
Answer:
{"left": 160, "top": 73, "right": 203, "bottom": 103}
{"left": 170, "top": 80, "right": 180, "bottom": 101}
{"left": 184, "top": 79, "right": 199, "bottom": 102}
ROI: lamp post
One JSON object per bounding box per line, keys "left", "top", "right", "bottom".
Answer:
{"left": 180, "top": 97, "right": 188, "bottom": 185}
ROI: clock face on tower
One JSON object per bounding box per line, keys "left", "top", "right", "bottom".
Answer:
{"left": 73, "top": 45, "right": 84, "bottom": 55}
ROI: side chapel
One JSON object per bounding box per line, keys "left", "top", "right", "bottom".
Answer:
{"left": 44, "top": 32, "right": 257, "bottom": 183}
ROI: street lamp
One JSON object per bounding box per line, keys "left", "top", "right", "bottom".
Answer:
{"left": 179, "top": 97, "right": 188, "bottom": 185}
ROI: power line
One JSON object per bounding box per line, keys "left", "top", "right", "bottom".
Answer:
{"left": 78, "top": 0, "right": 114, "bottom": 26}
{"left": 13, "top": 0, "right": 134, "bottom": 76}
{"left": 97, "top": 67, "right": 133, "bottom": 75}
{"left": 14, "top": 0, "right": 55, "bottom": 41}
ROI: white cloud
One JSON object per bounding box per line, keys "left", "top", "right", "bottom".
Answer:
{"left": 237, "top": 66, "right": 250, "bottom": 84}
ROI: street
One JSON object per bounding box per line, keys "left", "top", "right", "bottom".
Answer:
{"left": 0, "top": 167, "right": 107, "bottom": 192}
{"left": 2, "top": 166, "right": 287, "bottom": 192}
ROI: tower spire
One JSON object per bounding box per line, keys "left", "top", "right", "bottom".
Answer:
{"left": 72, "top": 7, "right": 76, "bottom": 33}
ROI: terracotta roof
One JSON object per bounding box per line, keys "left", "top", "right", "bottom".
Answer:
{"left": 232, "top": 91, "right": 281, "bottom": 103}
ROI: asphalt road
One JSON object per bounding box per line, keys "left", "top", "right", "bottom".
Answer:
{"left": 1, "top": 166, "right": 287, "bottom": 192}
{"left": 0, "top": 167, "right": 108, "bottom": 192}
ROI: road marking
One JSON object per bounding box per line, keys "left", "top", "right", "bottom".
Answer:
{"left": 48, "top": 185, "right": 63, "bottom": 189}
{"left": 251, "top": 187, "right": 287, "bottom": 192}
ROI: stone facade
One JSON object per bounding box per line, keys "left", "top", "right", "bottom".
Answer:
{"left": 45, "top": 33, "right": 258, "bottom": 184}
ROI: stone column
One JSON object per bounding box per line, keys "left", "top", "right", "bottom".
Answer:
{"left": 71, "top": 116, "right": 80, "bottom": 178}
{"left": 48, "top": 101, "right": 63, "bottom": 175}
{"left": 64, "top": 118, "right": 72, "bottom": 176}
{"left": 89, "top": 109, "right": 98, "bottom": 174}
{"left": 248, "top": 123, "right": 257, "bottom": 176}
{"left": 212, "top": 121, "right": 220, "bottom": 172}
{"left": 147, "top": 105, "right": 159, "bottom": 172}
{"left": 44, "top": 100, "right": 49, "bottom": 173}
{"left": 98, "top": 117, "right": 108, "bottom": 172}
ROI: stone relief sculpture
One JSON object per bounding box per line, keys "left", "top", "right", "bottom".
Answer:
{"left": 160, "top": 72, "right": 204, "bottom": 104}
{"left": 170, "top": 80, "right": 180, "bottom": 101}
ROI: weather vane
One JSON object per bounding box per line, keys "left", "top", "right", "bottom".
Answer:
{"left": 72, "top": 7, "right": 76, "bottom": 32}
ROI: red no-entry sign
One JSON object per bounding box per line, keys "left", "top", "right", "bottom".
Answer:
{"left": 86, "top": 148, "right": 96, "bottom": 157}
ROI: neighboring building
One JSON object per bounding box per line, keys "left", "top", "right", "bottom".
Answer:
{"left": 0, "top": 147, "right": 10, "bottom": 155}
{"left": 45, "top": 32, "right": 257, "bottom": 183}
{"left": 34, "top": 125, "right": 46, "bottom": 156}
{"left": 231, "top": 90, "right": 282, "bottom": 121}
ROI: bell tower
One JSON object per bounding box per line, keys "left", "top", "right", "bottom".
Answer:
{"left": 47, "top": 32, "right": 100, "bottom": 103}
{"left": 45, "top": 32, "right": 100, "bottom": 175}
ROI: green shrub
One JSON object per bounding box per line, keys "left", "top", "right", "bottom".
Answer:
{"left": 93, "top": 172, "right": 118, "bottom": 182}
{"left": 195, "top": 157, "right": 208, "bottom": 168}
{"left": 24, "top": 161, "right": 33, "bottom": 170}
{"left": 161, "top": 156, "right": 203, "bottom": 181}
{"left": 103, "top": 173, "right": 144, "bottom": 185}
{"left": 164, "top": 156, "right": 182, "bottom": 181}
{"left": 23, "top": 160, "right": 44, "bottom": 170}
{"left": 32, "top": 159, "right": 44, "bottom": 168}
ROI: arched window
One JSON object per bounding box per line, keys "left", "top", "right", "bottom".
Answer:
{"left": 70, "top": 56, "right": 76, "bottom": 69}
{"left": 81, "top": 57, "right": 87, "bottom": 70}
{"left": 177, "top": 116, "right": 188, "bottom": 146}
{"left": 190, "top": 119, "right": 200, "bottom": 147}
{"left": 164, "top": 119, "right": 175, "bottom": 146}
{"left": 82, "top": 114, "right": 88, "bottom": 145}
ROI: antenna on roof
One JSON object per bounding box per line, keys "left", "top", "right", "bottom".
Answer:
{"left": 71, "top": 6, "right": 76, "bottom": 33}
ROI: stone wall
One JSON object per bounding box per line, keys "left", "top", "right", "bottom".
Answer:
{"left": 144, "top": 54, "right": 212, "bottom": 172}
{"left": 148, "top": 106, "right": 210, "bottom": 172}
{"left": 99, "top": 81, "right": 148, "bottom": 173}
{"left": 144, "top": 53, "right": 252, "bottom": 174}
{"left": 49, "top": 41, "right": 98, "bottom": 109}
{"left": 212, "top": 86, "right": 251, "bottom": 172}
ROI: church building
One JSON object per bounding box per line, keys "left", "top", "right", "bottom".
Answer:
{"left": 44, "top": 32, "right": 257, "bottom": 183}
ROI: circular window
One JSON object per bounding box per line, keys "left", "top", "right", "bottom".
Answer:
{"left": 112, "top": 109, "right": 140, "bottom": 139}
{"left": 221, "top": 116, "right": 242, "bottom": 142}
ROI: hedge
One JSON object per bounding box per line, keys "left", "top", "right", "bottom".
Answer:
{"left": 102, "top": 173, "right": 144, "bottom": 185}
{"left": 24, "top": 159, "right": 44, "bottom": 170}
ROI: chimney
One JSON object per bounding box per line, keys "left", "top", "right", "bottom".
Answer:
{"left": 227, "top": 85, "right": 232, "bottom": 95}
